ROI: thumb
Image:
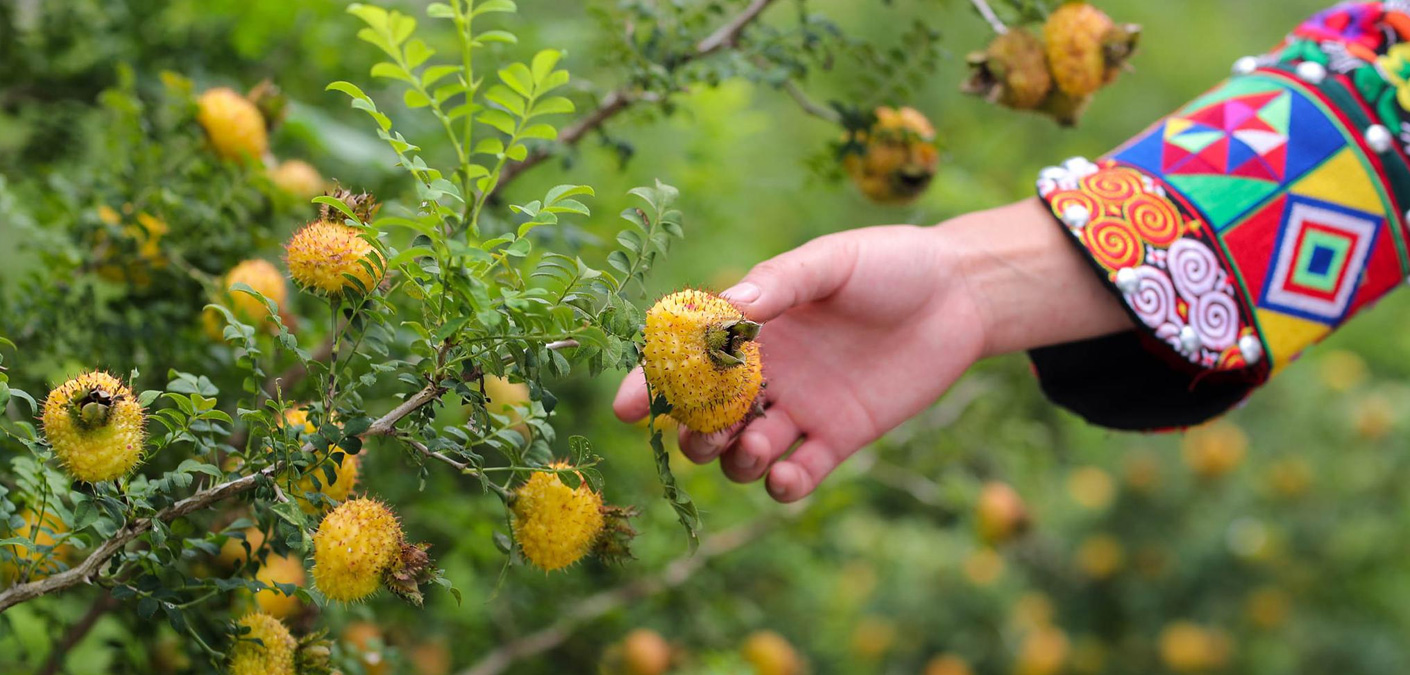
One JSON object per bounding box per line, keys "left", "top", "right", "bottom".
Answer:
{"left": 721, "top": 235, "right": 857, "bottom": 322}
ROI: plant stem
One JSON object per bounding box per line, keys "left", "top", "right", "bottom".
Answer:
{"left": 971, "top": 0, "right": 1009, "bottom": 34}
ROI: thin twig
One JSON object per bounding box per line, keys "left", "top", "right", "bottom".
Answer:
{"left": 36, "top": 592, "right": 119, "bottom": 675}
{"left": 493, "top": 0, "right": 780, "bottom": 196}
{"left": 970, "top": 0, "right": 1008, "bottom": 34}
{"left": 459, "top": 507, "right": 801, "bottom": 675}
{"left": 749, "top": 56, "right": 840, "bottom": 124}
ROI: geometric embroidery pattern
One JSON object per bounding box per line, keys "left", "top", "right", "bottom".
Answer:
{"left": 1259, "top": 195, "right": 1381, "bottom": 324}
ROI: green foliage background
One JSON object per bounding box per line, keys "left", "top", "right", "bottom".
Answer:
{"left": 10, "top": 0, "right": 1410, "bottom": 674}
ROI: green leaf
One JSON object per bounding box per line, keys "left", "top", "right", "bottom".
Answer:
{"left": 326, "top": 81, "right": 372, "bottom": 103}
{"left": 426, "top": 2, "right": 454, "bottom": 18}
{"left": 650, "top": 429, "right": 700, "bottom": 550}
{"left": 371, "top": 62, "right": 416, "bottom": 84}
{"left": 472, "top": 0, "right": 517, "bottom": 16}
{"left": 477, "top": 30, "right": 519, "bottom": 45}
{"left": 404, "top": 89, "right": 431, "bottom": 109}
{"left": 545, "top": 184, "right": 594, "bottom": 204}
{"left": 479, "top": 109, "right": 517, "bottom": 135}
{"left": 313, "top": 196, "right": 359, "bottom": 222}
{"left": 518, "top": 123, "right": 557, "bottom": 140}
{"left": 422, "top": 64, "right": 462, "bottom": 88}
{"left": 474, "top": 138, "right": 505, "bottom": 156}
{"left": 498, "top": 63, "right": 534, "bottom": 98}
{"left": 404, "top": 38, "right": 435, "bottom": 69}
{"left": 530, "top": 50, "right": 562, "bottom": 84}
{"left": 531, "top": 96, "right": 575, "bottom": 116}
{"left": 484, "top": 85, "right": 525, "bottom": 116}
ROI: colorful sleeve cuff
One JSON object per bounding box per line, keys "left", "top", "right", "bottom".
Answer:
{"left": 1030, "top": 1, "right": 1410, "bottom": 431}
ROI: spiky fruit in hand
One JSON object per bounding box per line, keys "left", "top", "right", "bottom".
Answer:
{"left": 285, "top": 220, "right": 383, "bottom": 295}
{"left": 512, "top": 464, "right": 605, "bottom": 571}
{"left": 964, "top": 29, "right": 1052, "bottom": 110}
{"left": 223, "top": 258, "right": 288, "bottom": 327}
{"left": 311, "top": 498, "right": 403, "bottom": 602}
{"left": 1043, "top": 2, "right": 1141, "bottom": 97}
{"left": 41, "top": 371, "right": 146, "bottom": 482}
{"left": 229, "top": 613, "right": 296, "bottom": 675}
{"left": 975, "top": 481, "right": 1030, "bottom": 544}
{"left": 270, "top": 160, "right": 326, "bottom": 200}
{"left": 741, "top": 631, "right": 803, "bottom": 675}
{"left": 198, "top": 87, "right": 269, "bottom": 163}
{"left": 254, "top": 553, "right": 307, "bottom": 619}
{"left": 842, "top": 106, "right": 940, "bottom": 205}
{"left": 2, "top": 509, "right": 72, "bottom": 583}
{"left": 642, "top": 290, "right": 764, "bottom": 434}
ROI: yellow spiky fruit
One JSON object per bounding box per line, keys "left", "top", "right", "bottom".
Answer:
{"left": 512, "top": 465, "right": 605, "bottom": 572}
{"left": 924, "top": 654, "right": 974, "bottom": 675}
{"left": 1075, "top": 533, "right": 1124, "bottom": 580}
{"left": 41, "top": 371, "right": 146, "bottom": 482}
{"left": 312, "top": 498, "right": 403, "bottom": 602}
{"left": 282, "top": 407, "right": 361, "bottom": 513}
{"left": 224, "top": 258, "right": 288, "bottom": 327}
{"left": 95, "top": 210, "right": 170, "bottom": 286}
{"left": 198, "top": 87, "right": 268, "bottom": 163}
{"left": 1014, "top": 626, "right": 1069, "bottom": 675}
{"left": 482, "top": 375, "right": 531, "bottom": 438}
{"left": 975, "top": 482, "right": 1030, "bottom": 544}
{"left": 620, "top": 629, "right": 672, "bottom": 675}
{"left": 1066, "top": 466, "right": 1114, "bottom": 510}
{"left": 642, "top": 290, "right": 764, "bottom": 434}
{"left": 1043, "top": 2, "right": 1141, "bottom": 97}
{"left": 843, "top": 106, "right": 940, "bottom": 205}
{"left": 218, "top": 527, "right": 267, "bottom": 568}
{"left": 741, "top": 631, "right": 802, "bottom": 675}
{"left": 1158, "top": 622, "right": 1232, "bottom": 672}
{"left": 343, "top": 621, "right": 389, "bottom": 675}
{"left": 253, "top": 553, "right": 306, "bottom": 619}
{"left": 229, "top": 613, "right": 296, "bottom": 675}
{"left": 285, "top": 220, "right": 383, "bottom": 296}
{"left": 964, "top": 28, "right": 1053, "bottom": 110}
{"left": 1181, "top": 421, "right": 1246, "bottom": 479}
{"left": 270, "top": 160, "right": 327, "bottom": 200}
{"left": 2, "top": 509, "right": 72, "bottom": 583}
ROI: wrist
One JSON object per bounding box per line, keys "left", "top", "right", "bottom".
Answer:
{"left": 938, "top": 198, "right": 1132, "bottom": 358}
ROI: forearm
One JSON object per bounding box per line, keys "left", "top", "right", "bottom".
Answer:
{"left": 939, "top": 197, "right": 1132, "bottom": 359}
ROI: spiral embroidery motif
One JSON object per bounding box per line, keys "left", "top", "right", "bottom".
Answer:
{"left": 1124, "top": 265, "right": 1180, "bottom": 329}
{"left": 1190, "top": 291, "right": 1239, "bottom": 351}
{"left": 1084, "top": 218, "right": 1143, "bottom": 270}
{"left": 1123, "top": 192, "right": 1183, "bottom": 246}
{"left": 1080, "top": 168, "right": 1143, "bottom": 202}
{"left": 1049, "top": 190, "right": 1101, "bottom": 224}
{"left": 1166, "top": 238, "right": 1222, "bottom": 300}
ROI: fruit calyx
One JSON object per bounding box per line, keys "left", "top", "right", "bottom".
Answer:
{"left": 705, "top": 319, "right": 761, "bottom": 368}
{"left": 74, "top": 387, "right": 116, "bottom": 429}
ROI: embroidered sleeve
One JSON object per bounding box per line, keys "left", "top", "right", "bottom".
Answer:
{"left": 1030, "top": 1, "right": 1410, "bottom": 431}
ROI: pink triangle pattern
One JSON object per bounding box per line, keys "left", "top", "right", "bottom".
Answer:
{"left": 1161, "top": 92, "right": 1290, "bottom": 183}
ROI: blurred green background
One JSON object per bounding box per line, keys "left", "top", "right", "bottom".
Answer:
{"left": 11, "top": 0, "right": 1410, "bottom": 674}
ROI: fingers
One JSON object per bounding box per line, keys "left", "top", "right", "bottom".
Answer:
{"left": 719, "top": 408, "right": 802, "bottom": 483}
{"left": 612, "top": 368, "right": 650, "bottom": 423}
{"left": 766, "top": 439, "right": 843, "bottom": 503}
{"left": 721, "top": 234, "right": 858, "bottom": 322}
{"left": 678, "top": 422, "right": 740, "bottom": 464}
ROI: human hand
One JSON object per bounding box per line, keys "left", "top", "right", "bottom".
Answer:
{"left": 614, "top": 199, "right": 1130, "bottom": 502}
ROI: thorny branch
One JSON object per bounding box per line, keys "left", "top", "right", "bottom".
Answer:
{"left": 493, "top": 0, "right": 781, "bottom": 195}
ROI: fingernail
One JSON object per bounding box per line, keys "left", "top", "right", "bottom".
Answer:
{"left": 721, "top": 282, "right": 760, "bottom": 304}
